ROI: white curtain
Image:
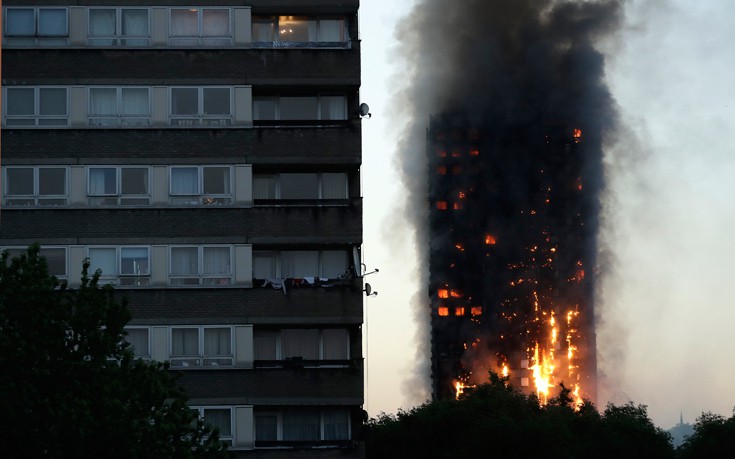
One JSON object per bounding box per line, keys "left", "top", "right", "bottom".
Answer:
{"left": 204, "top": 328, "right": 230, "bottom": 356}
{"left": 171, "top": 247, "right": 198, "bottom": 275}
{"left": 319, "top": 19, "right": 343, "bottom": 42}
{"left": 320, "top": 96, "right": 346, "bottom": 120}
{"left": 121, "top": 88, "right": 148, "bottom": 116}
{"left": 202, "top": 9, "right": 229, "bottom": 36}
{"left": 171, "top": 167, "right": 198, "bottom": 195}
{"left": 323, "top": 410, "right": 349, "bottom": 440}
{"left": 172, "top": 328, "right": 199, "bottom": 355}
{"left": 281, "top": 251, "right": 319, "bottom": 278}
{"left": 89, "top": 168, "right": 116, "bottom": 195}
{"left": 322, "top": 329, "right": 349, "bottom": 360}
{"left": 252, "top": 20, "right": 275, "bottom": 42}
{"left": 283, "top": 410, "right": 320, "bottom": 441}
{"left": 171, "top": 9, "right": 198, "bottom": 36}
{"left": 89, "top": 9, "right": 116, "bottom": 36}
{"left": 125, "top": 328, "right": 149, "bottom": 357}
{"left": 203, "top": 409, "right": 231, "bottom": 437}
{"left": 321, "top": 173, "right": 347, "bottom": 199}
{"left": 281, "top": 329, "right": 319, "bottom": 359}
{"left": 203, "top": 247, "right": 230, "bottom": 274}
{"left": 121, "top": 9, "right": 147, "bottom": 36}
{"left": 88, "top": 248, "right": 116, "bottom": 277}
{"left": 253, "top": 176, "right": 276, "bottom": 199}
{"left": 90, "top": 88, "right": 116, "bottom": 116}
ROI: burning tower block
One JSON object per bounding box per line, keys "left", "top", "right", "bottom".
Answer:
{"left": 428, "top": 113, "right": 598, "bottom": 404}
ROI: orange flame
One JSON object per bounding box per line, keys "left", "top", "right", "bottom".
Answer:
{"left": 484, "top": 234, "right": 497, "bottom": 245}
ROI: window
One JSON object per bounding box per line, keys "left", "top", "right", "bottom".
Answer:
{"left": 255, "top": 409, "right": 350, "bottom": 445}
{"left": 4, "top": 167, "right": 67, "bottom": 206}
{"left": 253, "top": 173, "right": 348, "bottom": 202}
{"left": 170, "top": 166, "right": 232, "bottom": 205}
{"left": 4, "top": 87, "right": 68, "bottom": 127}
{"left": 88, "top": 8, "right": 149, "bottom": 46}
{"left": 192, "top": 407, "right": 233, "bottom": 445}
{"left": 252, "top": 16, "right": 345, "bottom": 45}
{"left": 88, "top": 88, "right": 150, "bottom": 126}
{"left": 88, "top": 167, "right": 150, "bottom": 205}
{"left": 124, "top": 327, "right": 150, "bottom": 359}
{"left": 253, "top": 250, "right": 349, "bottom": 279}
{"left": 170, "top": 327, "right": 233, "bottom": 367}
{"left": 169, "top": 246, "right": 232, "bottom": 285}
{"left": 88, "top": 246, "right": 150, "bottom": 286}
{"left": 4, "top": 7, "right": 68, "bottom": 47}
{"left": 253, "top": 95, "right": 346, "bottom": 121}
{"left": 4, "top": 247, "right": 67, "bottom": 282}
{"left": 170, "top": 88, "right": 232, "bottom": 126}
{"left": 170, "top": 8, "right": 231, "bottom": 47}
{"left": 254, "top": 328, "right": 349, "bottom": 364}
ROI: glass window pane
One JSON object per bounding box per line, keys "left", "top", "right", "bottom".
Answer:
{"left": 38, "top": 9, "right": 67, "bottom": 36}
{"left": 280, "top": 97, "right": 318, "bottom": 120}
{"left": 125, "top": 328, "right": 149, "bottom": 357}
{"left": 323, "top": 410, "right": 349, "bottom": 440}
{"left": 253, "top": 253, "right": 277, "bottom": 279}
{"left": 320, "top": 96, "right": 346, "bottom": 120}
{"left": 171, "top": 247, "right": 198, "bottom": 275}
{"left": 281, "top": 251, "right": 319, "bottom": 278}
{"left": 170, "top": 167, "right": 199, "bottom": 195}
{"left": 172, "top": 328, "right": 199, "bottom": 355}
{"left": 121, "top": 247, "right": 149, "bottom": 275}
{"left": 89, "top": 9, "right": 116, "bottom": 36}
{"left": 281, "top": 173, "right": 318, "bottom": 200}
{"left": 281, "top": 329, "right": 319, "bottom": 359}
{"left": 38, "top": 168, "right": 66, "bottom": 195}
{"left": 202, "top": 10, "right": 229, "bottom": 36}
{"left": 6, "top": 169, "right": 34, "bottom": 195}
{"left": 6, "top": 9, "right": 35, "bottom": 36}
{"left": 39, "top": 88, "right": 67, "bottom": 116}
{"left": 321, "top": 251, "right": 348, "bottom": 278}
{"left": 89, "top": 88, "right": 117, "bottom": 116}
{"left": 254, "top": 330, "right": 277, "bottom": 360}
{"left": 171, "top": 88, "right": 199, "bottom": 115}
{"left": 278, "top": 16, "right": 314, "bottom": 42}
{"left": 204, "top": 409, "right": 231, "bottom": 437}
{"left": 7, "top": 88, "right": 35, "bottom": 116}
{"left": 253, "top": 98, "right": 276, "bottom": 120}
{"left": 121, "top": 168, "right": 148, "bottom": 195}
{"left": 319, "top": 19, "right": 344, "bottom": 42}
{"left": 203, "top": 88, "right": 230, "bottom": 115}
{"left": 204, "top": 328, "right": 231, "bottom": 356}
{"left": 122, "top": 9, "right": 148, "bottom": 36}
{"left": 203, "top": 247, "right": 230, "bottom": 275}
{"left": 253, "top": 176, "right": 276, "bottom": 199}
{"left": 322, "top": 329, "right": 349, "bottom": 360}
{"left": 171, "top": 9, "right": 198, "bottom": 36}
{"left": 252, "top": 18, "right": 275, "bottom": 42}
{"left": 89, "top": 168, "right": 117, "bottom": 195}
{"left": 322, "top": 173, "right": 347, "bottom": 199}
{"left": 40, "top": 248, "right": 66, "bottom": 277}
{"left": 255, "top": 415, "right": 278, "bottom": 441}
{"left": 121, "top": 88, "right": 149, "bottom": 116}
{"left": 203, "top": 167, "right": 229, "bottom": 194}
{"left": 89, "top": 248, "right": 117, "bottom": 277}
{"left": 283, "top": 410, "right": 320, "bottom": 441}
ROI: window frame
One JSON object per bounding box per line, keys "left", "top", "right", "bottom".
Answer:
{"left": 86, "top": 245, "right": 151, "bottom": 286}
{"left": 3, "top": 166, "right": 68, "bottom": 207}
{"left": 254, "top": 408, "right": 351, "bottom": 446}
{"left": 2, "top": 246, "right": 68, "bottom": 282}
{"left": 251, "top": 16, "right": 346, "bottom": 47}
{"left": 168, "top": 8, "right": 233, "bottom": 47}
{"left": 4, "top": 7, "right": 69, "bottom": 47}
{"left": 3, "top": 87, "right": 70, "bottom": 127}
{"left": 87, "top": 166, "right": 151, "bottom": 206}
{"left": 252, "top": 94, "right": 347, "bottom": 122}
{"left": 87, "top": 87, "right": 151, "bottom": 126}
{"left": 169, "top": 326, "right": 234, "bottom": 368}
{"left": 252, "top": 250, "right": 350, "bottom": 280}
{"left": 123, "top": 326, "right": 151, "bottom": 360}
{"left": 253, "top": 328, "right": 350, "bottom": 367}
{"left": 191, "top": 406, "right": 234, "bottom": 446}
{"left": 253, "top": 172, "right": 349, "bottom": 204}
{"left": 87, "top": 7, "right": 151, "bottom": 47}
{"left": 168, "top": 245, "right": 234, "bottom": 286}
{"left": 169, "top": 165, "right": 233, "bottom": 205}
{"left": 169, "top": 87, "right": 233, "bottom": 126}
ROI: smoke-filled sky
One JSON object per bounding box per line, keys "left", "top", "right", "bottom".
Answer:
{"left": 360, "top": 0, "right": 735, "bottom": 429}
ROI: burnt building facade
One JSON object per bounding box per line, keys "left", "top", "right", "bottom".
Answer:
{"left": 1, "top": 1, "right": 365, "bottom": 456}
{"left": 428, "top": 113, "right": 598, "bottom": 403}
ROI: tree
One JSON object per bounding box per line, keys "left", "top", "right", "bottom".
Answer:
{"left": 0, "top": 245, "right": 229, "bottom": 459}
{"left": 677, "top": 410, "right": 735, "bottom": 458}
{"left": 366, "top": 373, "right": 674, "bottom": 459}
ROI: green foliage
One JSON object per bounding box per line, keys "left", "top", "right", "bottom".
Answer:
{"left": 0, "top": 245, "right": 229, "bottom": 459}
{"left": 676, "top": 410, "right": 735, "bottom": 458}
{"left": 366, "top": 374, "right": 674, "bottom": 459}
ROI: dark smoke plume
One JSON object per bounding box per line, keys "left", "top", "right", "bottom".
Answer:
{"left": 390, "top": 0, "right": 623, "bottom": 403}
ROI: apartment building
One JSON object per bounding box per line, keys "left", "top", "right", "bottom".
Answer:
{"left": 1, "top": 1, "right": 365, "bottom": 456}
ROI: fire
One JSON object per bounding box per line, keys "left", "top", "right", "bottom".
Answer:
{"left": 454, "top": 307, "right": 465, "bottom": 316}
{"left": 438, "top": 306, "right": 449, "bottom": 317}
{"left": 573, "top": 128, "right": 582, "bottom": 143}
{"left": 450, "top": 290, "right": 463, "bottom": 298}
{"left": 484, "top": 234, "right": 497, "bottom": 245}
{"left": 436, "top": 200, "right": 447, "bottom": 210}
{"left": 469, "top": 148, "right": 480, "bottom": 156}
{"left": 502, "top": 364, "right": 509, "bottom": 378}
{"left": 471, "top": 306, "right": 483, "bottom": 316}
{"left": 438, "top": 289, "right": 449, "bottom": 299}
{"left": 529, "top": 342, "right": 554, "bottom": 404}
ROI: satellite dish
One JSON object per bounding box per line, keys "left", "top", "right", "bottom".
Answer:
{"left": 359, "top": 103, "right": 371, "bottom": 118}
{"left": 364, "top": 283, "right": 372, "bottom": 296}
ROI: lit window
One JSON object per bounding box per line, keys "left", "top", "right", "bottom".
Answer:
{"left": 452, "top": 202, "right": 463, "bottom": 210}
{"left": 471, "top": 306, "right": 483, "bottom": 316}
{"left": 438, "top": 307, "right": 449, "bottom": 317}
{"left": 454, "top": 307, "right": 465, "bottom": 316}
{"left": 4, "top": 8, "right": 68, "bottom": 47}
{"left": 436, "top": 201, "right": 448, "bottom": 210}
{"left": 4, "top": 166, "right": 67, "bottom": 206}
{"left": 169, "top": 246, "right": 232, "bottom": 286}
{"left": 170, "top": 88, "right": 232, "bottom": 126}
{"left": 88, "top": 8, "right": 149, "bottom": 46}
{"left": 88, "top": 88, "right": 150, "bottom": 126}
{"left": 437, "top": 289, "right": 449, "bottom": 299}
{"left": 4, "top": 87, "right": 68, "bottom": 127}
{"left": 252, "top": 16, "right": 345, "bottom": 45}
{"left": 170, "top": 8, "right": 231, "bottom": 47}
